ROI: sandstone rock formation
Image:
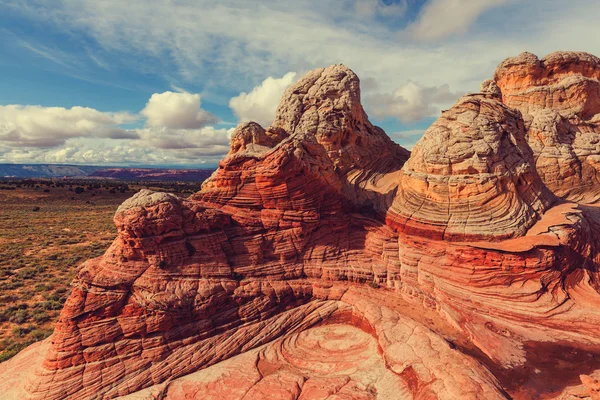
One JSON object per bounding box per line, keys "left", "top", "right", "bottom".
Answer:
{"left": 3, "top": 54, "right": 600, "bottom": 400}
{"left": 387, "top": 93, "right": 555, "bottom": 241}
{"left": 494, "top": 51, "right": 600, "bottom": 204}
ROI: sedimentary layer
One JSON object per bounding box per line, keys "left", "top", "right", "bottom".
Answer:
{"left": 3, "top": 54, "right": 600, "bottom": 400}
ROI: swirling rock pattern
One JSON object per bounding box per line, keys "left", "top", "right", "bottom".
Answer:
{"left": 386, "top": 93, "right": 555, "bottom": 241}
{"left": 4, "top": 55, "right": 600, "bottom": 399}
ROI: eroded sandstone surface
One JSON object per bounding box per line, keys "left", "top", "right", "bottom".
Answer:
{"left": 3, "top": 53, "right": 600, "bottom": 399}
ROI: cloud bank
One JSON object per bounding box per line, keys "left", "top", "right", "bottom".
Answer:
{"left": 0, "top": 105, "right": 138, "bottom": 147}
{"left": 0, "top": 92, "right": 231, "bottom": 166}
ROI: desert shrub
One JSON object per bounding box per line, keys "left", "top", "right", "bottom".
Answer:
{"left": 0, "top": 294, "right": 18, "bottom": 303}
{"left": 28, "top": 328, "right": 52, "bottom": 341}
{"left": 38, "top": 301, "right": 63, "bottom": 310}
{"left": 1, "top": 304, "right": 27, "bottom": 322}
{"left": 19, "top": 291, "right": 34, "bottom": 300}
{"left": 10, "top": 309, "right": 30, "bottom": 324}
{"left": 31, "top": 309, "right": 51, "bottom": 323}
{"left": 34, "top": 283, "right": 52, "bottom": 292}
{"left": 0, "top": 279, "right": 24, "bottom": 290}
{"left": 12, "top": 325, "right": 32, "bottom": 338}
{"left": 0, "top": 341, "right": 27, "bottom": 362}
{"left": 34, "top": 265, "right": 46, "bottom": 274}
{"left": 44, "top": 289, "right": 68, "bottom": 303}
{"left": 0, "top": 269, "right": 13, "bottom": 278}
{"left": 16, "top": 267, "right": 36, "bottom": 279}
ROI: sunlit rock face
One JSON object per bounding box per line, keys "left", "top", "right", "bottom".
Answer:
{"left": 495, "top": 51, "right": 600, "bottom": 204}
{"left": 4, "top": 55, "right": 600, "bottom": 400}
{"left": 386, "top": 93, "right": 555, "bottom": 241}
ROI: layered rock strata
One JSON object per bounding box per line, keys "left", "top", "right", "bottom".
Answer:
{"left": 3, "top": 54, "right": 600, "bottom": 400}
{"left": 494, "top": 51, "right": 600, "bottom": 203}
{"left": 387, "top": 93, "right": 555, "bottom": 241}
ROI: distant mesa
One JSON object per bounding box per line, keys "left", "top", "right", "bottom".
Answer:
{"left": 4, "top": 53, "right": 600, "bottom": 400}
{"left": 0, "top": 164, "right": 104, "bottom": 178}
{"left": 89, "top": 167, "right": 214, "bottom": 182}
{"left": 0, "top": 164, "right": 215, "bottom": 182}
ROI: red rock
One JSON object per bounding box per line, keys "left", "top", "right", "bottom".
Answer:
{"left": 494, "top": 51, "right": 600, "bottom": 204}
{"left": 3, "top": 60, "right": 600, "bottom": 400}
{"left": 386, "top": 92, "right": 555, "bottom": 241}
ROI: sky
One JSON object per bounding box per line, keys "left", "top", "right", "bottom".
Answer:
{"left": 0, "top": 0, "right": 599, "bottom": 167}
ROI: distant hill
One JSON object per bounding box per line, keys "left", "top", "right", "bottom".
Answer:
{"left": 0, "top": 164, "right": 104, "bottom": 178}
{"left": 89, "top": 168, "right": 214, "bottom": 182}
{"left": 0, "top": 164, "right": 215, "bottom": 181}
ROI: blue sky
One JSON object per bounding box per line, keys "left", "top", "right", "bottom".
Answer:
{"left": 0, "top": 0, "right": 599, "bottom": 167}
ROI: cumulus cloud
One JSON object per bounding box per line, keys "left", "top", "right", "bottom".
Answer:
{"left": 0, "top": 89, "right": 232, "bottom": 166}
{"left": 229, "top": 72, "right": 297, "bottom": 127}
{"left": 408, "top": 0, "right": 507, "bottom": 41}
{"left": 0, "top": 139, "right": 154, "bottom": 165}
{"left": 0, "top": 105, "right": 138, "bottom": 147}
{"left": 366, "top": 82, "right": 458, "bottom": 122}
{"left": 136, "top": 126, "right": 232, "bottom": 151}
{"left": 141, "top": 91, "right": 218, "bottom": 129}
{"left": 0, "top": 126, "right": 233, "bottom": 166}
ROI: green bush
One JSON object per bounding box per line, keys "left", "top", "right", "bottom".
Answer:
{"left": 35, "top": 283, "right": 52, "bottom": 292}
{"left": 38, "top": 300, "right": 63, "bottom": 310}
{"left": 0, "top": 342, "right": 27, "bottom": 362}
{"left": 16, "top": 267, "right": 36, "bottom": 279}
{"left": 31, "top": 308, "right": 51, "bottom": 323}
{"left": 28, "top": 328, "right": 52, "bottom": 341}
{"left": 12, "top": 325, "right": 32, "bottom": 338}
{"left": 10, "top": 309, "right": 30, "bottom": 324}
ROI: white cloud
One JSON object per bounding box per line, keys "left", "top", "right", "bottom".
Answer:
{"left": 0, "top": 105, "right": 138, "bottom": 147}
{"left": 136, "top": 126, "right": 232, "bottom": 150}
{"left": 141, "top": 91, "right": 218, "bottom": 129}
{"left": 0, "top": 126, "right": 234, "bottom": 166}
{"left": 408, "top": 0, "right": 508, "bottom": 41}
{"left": 0, "top": 89, "right": 233, "bottom": 165}
{"left": 229, "top": 72, "right": 297, "bottom": 127}
{"left": 367, "top": 82, "right": 458, "bottom": 122}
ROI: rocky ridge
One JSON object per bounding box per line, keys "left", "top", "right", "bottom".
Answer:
{"left": 2, "top": 53, "right": 600, "bottom": 399}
